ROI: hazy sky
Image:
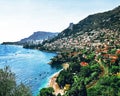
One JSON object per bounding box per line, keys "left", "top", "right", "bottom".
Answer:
{"left": 0, "top": 0, "right": 120, "bottom": 43}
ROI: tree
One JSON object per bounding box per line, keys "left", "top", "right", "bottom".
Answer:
{"left": 0, "top": 66, "right": 32, "bottom": 96}
{"left": 13, "top": 83, "right": 32, "bottom": 96}
{"left": 39, "top": 87, "right": 55, "bottom": 96}
{"left": 88, "top": 76, "right": 120, "bottom": 96}
{"left": 64, "top": 80, "right": 87, "bottom": 96}
{"left": 80, "top": 66, "right": 91, "bottom": 77}
{"left": 57, "top": 93, "right": 61, "bottom": 96}
{"left": 110, "top": 66, "right": 119, "bottom": 74}
{"left": 56, "top": 70, "right": 74, "bottom": 88}
{"left": 68, "top": 62, "right": 81, "bottom": 73}
{"left": 0, "top": 66, "right": 16, "bottom": 96}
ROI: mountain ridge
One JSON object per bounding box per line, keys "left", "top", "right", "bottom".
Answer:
{"left": 20, "top": 31, "right": 58, "bottom": 43}
{"left": 36, "top": 5, "right": 120, "bottom": 51}
{"left": 2, "top": 31, "right": 58, "bottom": 45}
{"left": 57, "top": 5, "right": 120, "bottom": 38}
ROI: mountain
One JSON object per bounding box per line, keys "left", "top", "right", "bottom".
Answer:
{"left": 37, "top": 6, "right": 120, "bottom": 51}
{"left": 58, "top": 5, "right": 120, "bottom": 38}
{"left": 19, "top": 31, "right": 58, "bottom": 44}
{"left": 2, "top": 31, "right": 58, "bottom": 45}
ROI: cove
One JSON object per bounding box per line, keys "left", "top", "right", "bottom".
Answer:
{"left": 0, "top": 45, "right": 61, "bottom": 96}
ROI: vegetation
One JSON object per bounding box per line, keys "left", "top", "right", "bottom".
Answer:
{"left": 0, "top": 66, "right": 32, "bottom": 96}
{"left": 55, "top": 50, "right": 102, "bottom": 95}
{"left": 39, "top": 87, "right": 55, "bottom": 96}
{"left": 64, "top": 80, "right": 87, "bottom": 96}
{"left": 88, "top": 75, "right": 120, "bottom": 96}
{"left": 40, "top": 46, "right": 120, "bottom": 96}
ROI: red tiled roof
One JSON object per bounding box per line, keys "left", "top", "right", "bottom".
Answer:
{"left": 80, "top": 62, "right": 88, "bottom": 66}
{"left": 102, "top": 54, "right": 109, "bottom": 58}
{"left": 111, "top": 59, "right": 116, "bottom": 63}
{"left": 109, "top": 55, "right": 118, "bottom": 60}
{"left": 116, "top": 49, "right": 120, "bottom": 54}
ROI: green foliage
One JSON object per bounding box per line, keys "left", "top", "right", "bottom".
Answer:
{"left": 0, "top": 66, "right": 16, "bottom": 96}
{"left": 57, "top": 93, "right": 61, "bottom": 96}
{"left": 110, "top": 66, "right": 119, "bottom": 74}
{"left": 13, "top": 83, "right": 32, "bottom": 96}
{"left": 88, "top": 76, "right": 120, "bottom": 96}
{"left": 90, "top": 64, "right": 101, "bottom": 73}
{"left": 0, "top": 66, "right": 32, "bottom": 96}
{"left": 80, "top": 66, "right": 91, "bottom": 77}
{"left": 56, "top": 70, "right": 74, "bottom": 88}
{"left": 68, "top": 62, "right": 81, "bottom": 73}
{"left": 54, "top": 50, "right": 102, "bottom": 94}
{"left": 86, "top": 52, "right": 95, "bottom": 60}
{"left": 108, "top": 48, "right": 116, "bottom": 54}
{"left": 50, "top": 52, "right": 71, "bottom": 68}
{"left": 64, "top": 81, "right": 87, "bottom": 96}
{"left": 99, "top": 76, "right": 120, "bottom": 87}
{"left": 39, "top": 87, "right": 55, "bottom": 96}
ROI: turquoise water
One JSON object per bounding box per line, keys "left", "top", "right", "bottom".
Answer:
{"left": 0, "top": 45, "right": 60, "bottom": 95}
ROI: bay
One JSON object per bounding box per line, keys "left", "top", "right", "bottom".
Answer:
{"left": 0, "top": 45, "right": 60, "bottom": 96}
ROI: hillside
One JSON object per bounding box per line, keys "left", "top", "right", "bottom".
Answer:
{"left": 37, "top": 6, "right": 120, "bottom": 51}
{"left": 58, "top": 5, "right": 120, "bottom": 37}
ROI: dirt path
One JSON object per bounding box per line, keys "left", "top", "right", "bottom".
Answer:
{"left": 86, "top": 59, "right": 107, "bottom": 89}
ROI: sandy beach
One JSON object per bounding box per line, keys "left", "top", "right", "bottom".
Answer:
{"left": 47, "top": 63, "right": 69, "bottom": 95}
{"left": 48, "top": 70, "right": 64, "bottom": 95}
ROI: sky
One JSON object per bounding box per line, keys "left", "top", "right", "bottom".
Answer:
{"left": 0, "top": 0, "right": 120, "bottom": 43}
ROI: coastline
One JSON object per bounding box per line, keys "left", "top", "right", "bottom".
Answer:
{"left": 3, "top": 44, "right": 64, "bottom": 95}
{"left": 47, "top": 69, "right": 64, "bottom": 95}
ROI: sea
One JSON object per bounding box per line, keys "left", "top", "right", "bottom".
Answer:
{"left": 0, "top": 44, "right": 61, "bottom": 96}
